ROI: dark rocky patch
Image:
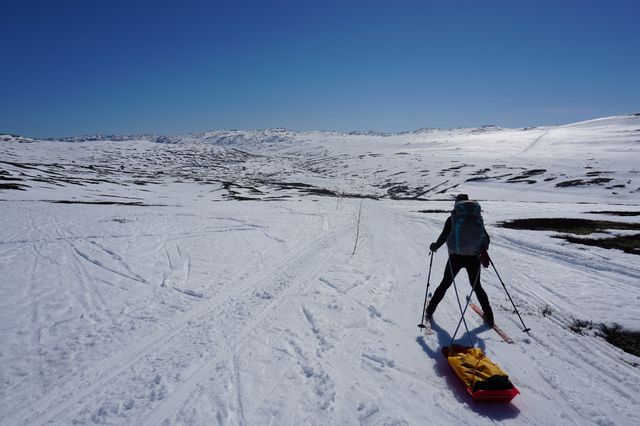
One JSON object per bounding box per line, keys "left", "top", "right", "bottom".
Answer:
{"left": 467, "top": 173, "right": 513, "bottom": 183}
{"left": 555, "top": 177, "right": 614, "bottom": 187}
{"left": 304, "top": 187, "right": 338, "bottom": 196}
{"left": 470, "top": 168, "right": 491, "bottom": 176}
{"left": 0, "top": 183, "right": 29, "bottom": 190}
{"left": 379, "top": 181, "right": 404, "bottom": 190}
{"left": 519, "top": 168, "right": 546, "bottom": 177}
{"left": 585, "top": 171, "right": 612, "bottom": 177}
{"left": 507, "top": 169, "right": 546, "bottom": 183}
{"left": 569, "top": 319, "right": 640, "bottom": 357}
{"left": 269, "top": 181, "right": 315, "bottom": 189}
{"left": 0, "top": 175, "right": 23, "bottom": 181}
{"left": 264, "top": 196, "right": 292, "bottom": 200}
{"left": 600, "top": 323, "right": 640, "bottom": 357}
{"left": 303, "top": 188, "right": 378, "bottom": 200}
{"left": 387, "top": 185, "right": 410, "bottom": 197}
{"left": 507, "top": 179, "right": 536, "bottom": 184}
{"left": 558, "top": 234, "right": 640, "bottom": 255}
{"left": 465, "top": 176, "right": 492, "bottom": 182}
{"left": 499, "top": 218, "right": 640, "bottom": 235}
{"left": 500, "top": 218, "right": 640, "bottom": 254}
{"left": 228, "top": 195, "right": 259, "bottom": 201}
{"left": 590, "top": 178, "right": 614, "bottom": 184}
{"left": 586, "top": 211, "right": 640, "bottom": 217}
{"left": 48, "top": 200, "right": 164, "bottom": 206}
{"left": 0, "top": 160, "right": 39, "bottom": 170}
{"left": 556, "top": 179, "right": 584, "bottom": 187}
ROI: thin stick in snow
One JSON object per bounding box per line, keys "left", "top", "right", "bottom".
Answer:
{"left": 352, "top": 199, "right": 363, "bottom": 255}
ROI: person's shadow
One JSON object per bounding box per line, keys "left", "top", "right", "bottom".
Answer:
{"left": 416, "top": 319, "right": 521, "bottom": 420}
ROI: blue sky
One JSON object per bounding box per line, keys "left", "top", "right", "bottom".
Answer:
{"left": 1, "top": 0, "right": 639, "bottom": 137}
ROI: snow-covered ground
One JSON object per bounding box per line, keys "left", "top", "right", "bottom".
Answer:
{"left": 1, "top": 115, "right": 639, "bottom": 425}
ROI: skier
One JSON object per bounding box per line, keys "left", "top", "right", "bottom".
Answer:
{"left": 425, "top": 194, "right": 494, "bottom": 326}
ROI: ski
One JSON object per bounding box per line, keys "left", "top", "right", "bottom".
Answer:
{"left": 469, "top": 303, "right": 513, "bottom": 344}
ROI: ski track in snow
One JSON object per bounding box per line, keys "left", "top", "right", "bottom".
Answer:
{"left": 140, "top": 221, "right": 352, "bottom": 426}
{"left": 1, "top": 115, "right": 640, "bottom": 425}
{"left": 518, "top": 129, "right": 549, "bottom": 155}
{"left": 7, "top": 214, "right": 346, "bottom": 425}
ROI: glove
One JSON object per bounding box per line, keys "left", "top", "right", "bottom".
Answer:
{"left": 429, "top": 242, "right": 438, "bottom": 252}
{"left": 479, "top": 250, "right": 490, "bottom": 268}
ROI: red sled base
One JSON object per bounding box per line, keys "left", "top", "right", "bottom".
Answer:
{"left": 442, "top": 346, "right": 520, "bottom": 404}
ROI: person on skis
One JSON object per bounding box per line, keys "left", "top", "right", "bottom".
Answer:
{"left": 425, "top": 194, "right": 494, "bottom": 326}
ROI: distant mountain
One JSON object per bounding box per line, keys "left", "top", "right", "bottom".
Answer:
{"left": 4, "top": 114, "right": 639, "bottom": 145}
{"left": 0, "top": 134, "right": 37, "bottom": 143}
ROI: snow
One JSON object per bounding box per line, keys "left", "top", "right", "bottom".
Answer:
{"left": 1, "top": 115, "right": 639, "bottom": 425}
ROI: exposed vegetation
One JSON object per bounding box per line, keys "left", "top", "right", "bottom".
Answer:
{"left": 586, "top": 211, "right": 640, "bottom": 217}
{"left": 559, "top": 234, "right": 640, "bottom": 255}
{"left": 499, "top": 218, "right": 640, "bottom": 235}
{"left": 0, "top": 183, "right": 29, "bottom": 190}
{"left": 569, "top": 319, "right": 595, "bottom": 335}
{"left": 49, "top": 200, "right": 163, "bottom": 206}
{"left": 555, "top": 178, "right": 613, "bottom": 188}
{"left": 507, "top": 169, "right": 547, "bottom": 183}
{"left": 500, "top": 218, "right": 640, "bottom": 255}
{"left": 600, "top": 324, "right": 640, "bottom": 358}
{"left": 416, "top": 209, "right": 449, "bottom": 214}
{"left": 540, "top": 304, "right": 553, "bottom": 317}
{"left": 569, "top": 319, "right": 640, "bottom": 357}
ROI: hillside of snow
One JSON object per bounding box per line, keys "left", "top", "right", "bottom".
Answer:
{"left": 1, "top": 115, "right": 639, "bottom": 425}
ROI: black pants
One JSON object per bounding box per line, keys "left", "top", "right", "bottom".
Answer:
{"left": 426, "top": 254, "right": 492, "bottom": 318}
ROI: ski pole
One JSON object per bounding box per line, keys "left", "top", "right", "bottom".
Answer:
{"left": 489, "top": 256, "right": 531, "bottom": 333}
{"left": 448, "top": 257, "right": 482, "bottom": 349}
{"left": 417, "top": 251, "right": 434, "bottom": 329}
{"left": 449, "top": 255, "right": 473, "bottom": 347}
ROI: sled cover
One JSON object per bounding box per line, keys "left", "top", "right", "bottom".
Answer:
{"left": 443, "top": 345, "right": 519, "bottom": 403}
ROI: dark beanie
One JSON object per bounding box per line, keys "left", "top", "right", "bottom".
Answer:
{"left": 455, "top": 194, "right": 469, "bottom": 202}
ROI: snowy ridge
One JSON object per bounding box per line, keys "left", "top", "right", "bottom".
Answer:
{"left": 1, "top": 115, "right": 639, "bottom": 425}
{"left": 0, "top": 134, "right": 38, "bottom": 143}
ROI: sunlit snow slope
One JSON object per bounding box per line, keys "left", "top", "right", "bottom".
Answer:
{"left": 1, "top": 115, "right": 639, "bottom": 425}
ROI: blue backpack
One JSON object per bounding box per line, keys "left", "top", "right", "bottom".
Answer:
{"left": 446, "top": 200, "right": 488, "bottom": 255}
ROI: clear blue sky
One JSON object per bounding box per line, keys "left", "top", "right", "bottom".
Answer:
{"left": 1, "top": 0, "right": 639, "bottom": 137}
